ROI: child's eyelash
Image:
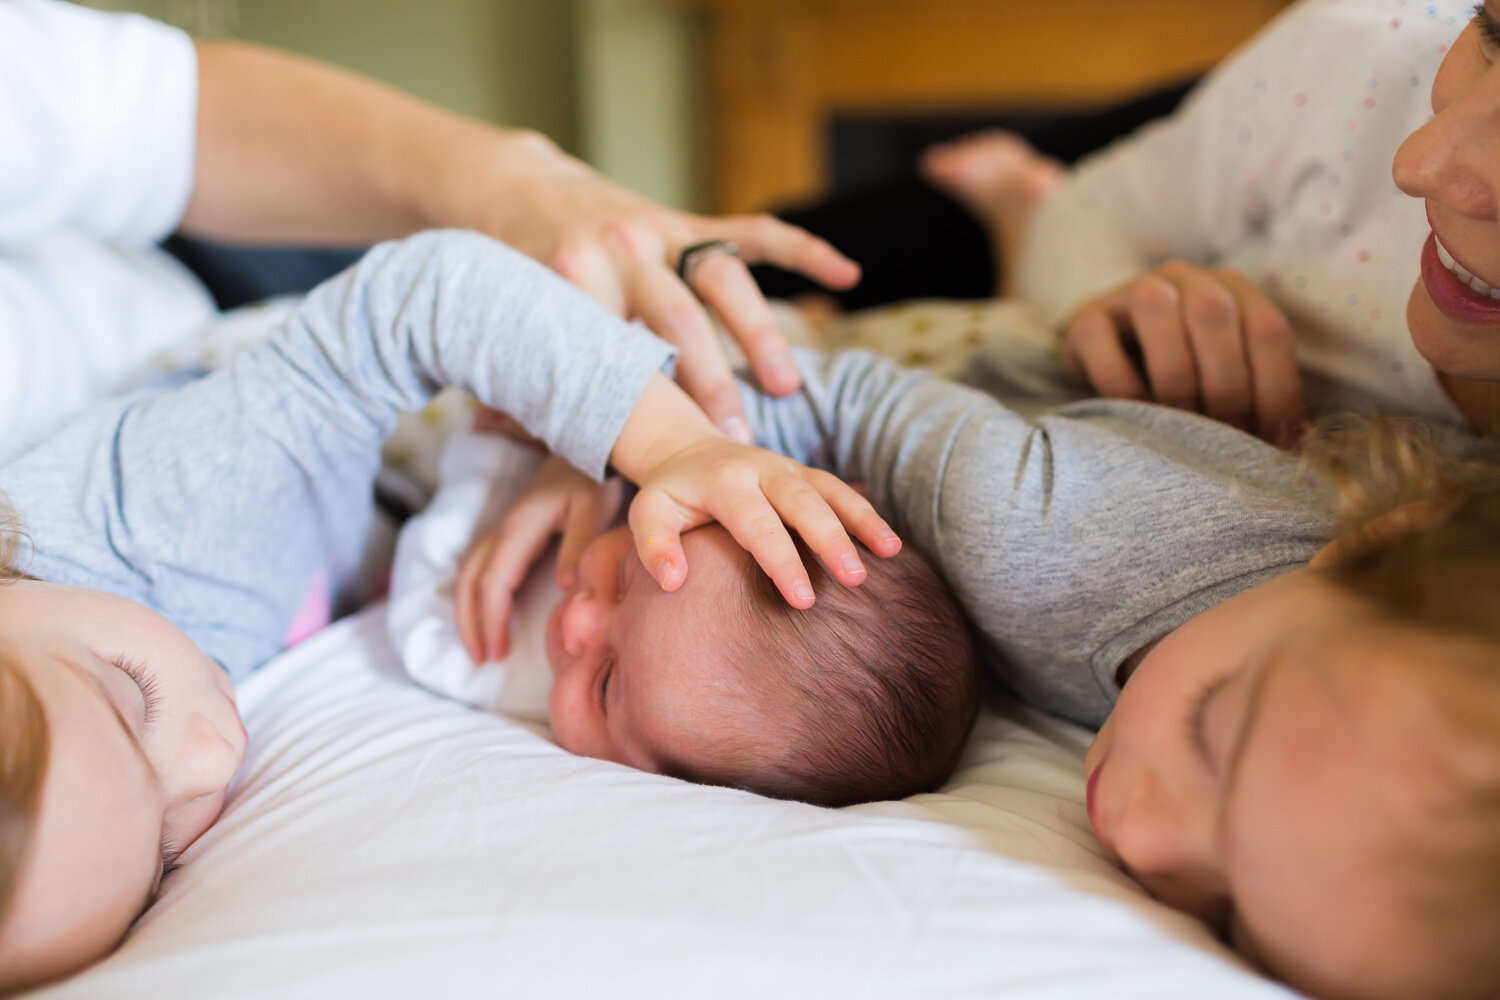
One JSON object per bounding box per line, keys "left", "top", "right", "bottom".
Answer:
{"left": 160, "top": 837, "right": 181, "bottom": 883}
{"left": 114, "top": 655, "right": 163, "bottom": 726}
{"left": 1473, "top": 4, "right": 1500, "bottom": 49}
{"left": 1185, "top": 678, "right": 1219, "bottom": 764}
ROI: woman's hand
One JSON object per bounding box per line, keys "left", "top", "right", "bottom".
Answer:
{"left": 1062, "top": 262, "right": 1306, "bottom": 446}
{"left": 443, "top": 133, "right": 862, "bottom": 442}
{"left": 626, "top": 437, "right": 900, "bottom": 610}
{"left": 454, "top": 455, "right": 624, "bottom": 664}
{"left": 187, "top": 41, "right": 857, "bottom": 441}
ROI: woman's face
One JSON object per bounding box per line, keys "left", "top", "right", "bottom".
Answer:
{"left": 1393, "top": 2, "right": 1500, "bottom": 380}
{"left": 0, "top": 581, "right": 247, "bottom": 991}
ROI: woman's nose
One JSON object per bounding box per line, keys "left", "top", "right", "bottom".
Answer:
{"left": 1392, "top": 93, "right": 1500, "bottom": 221}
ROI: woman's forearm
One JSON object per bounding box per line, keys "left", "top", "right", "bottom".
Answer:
{"left": 181, "top": 39, "right": 545, "bottom": 246}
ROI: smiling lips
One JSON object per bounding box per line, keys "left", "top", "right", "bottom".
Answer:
{"left": 1421, "top": 231, "right": 1500, "bottom": 323}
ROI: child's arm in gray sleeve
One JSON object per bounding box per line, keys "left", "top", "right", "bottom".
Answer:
{"left": 3, "top": 230, "right": 674, "bottom": 678}
{"left": 741, "top": 347, "right": 1331, "bottom": 726}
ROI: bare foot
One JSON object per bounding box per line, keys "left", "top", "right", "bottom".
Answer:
{"left": 920, "top": 131, "right": 1063, "bottom": 296}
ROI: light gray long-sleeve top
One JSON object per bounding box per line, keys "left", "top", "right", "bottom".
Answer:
{"left": 1, "top": 231, "right": 675, "bottom": 680}
{"left": 742, "top": 344, "right": 1334, "bottom": 728}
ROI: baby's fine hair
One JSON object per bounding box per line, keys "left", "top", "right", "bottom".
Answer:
{"left": 1302, "top": 417, "right": 1500, "bottom": 999}
{"left": 662, "top": 537, "right": 980, "bottom": 808}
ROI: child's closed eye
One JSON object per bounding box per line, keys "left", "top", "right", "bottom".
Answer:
{"left": 114, "top": 655, "right": 163, "bottom": 727}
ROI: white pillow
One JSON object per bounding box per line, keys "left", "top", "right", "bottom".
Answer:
{"left": 33, "top": 608, "right": 1294, "bottom": 1000}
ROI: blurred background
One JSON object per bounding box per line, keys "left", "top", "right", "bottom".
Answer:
{"left": 77, "top": 1, "right": 1290, "bottom": 219}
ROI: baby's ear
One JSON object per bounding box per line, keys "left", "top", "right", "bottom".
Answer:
{"left": 1309, "top": 499, "right": 1448, "bottom": 568}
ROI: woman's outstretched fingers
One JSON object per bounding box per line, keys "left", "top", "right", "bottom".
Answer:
{"left": 627, "top": 260, "right": 752, "bottom": 441}
{"left": 689, "top": 250, "right": 801, "bottom": 397}
{"left": 718, "top": 214, "right": 861, "bottom": 291}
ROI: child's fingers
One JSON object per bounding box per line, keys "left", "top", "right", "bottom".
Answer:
{"left": 710, "top": 489, "right": 817, "bottom": 609}
{"left": 804, "top": 468, "right": 902, "bottom": 558}
{"left": 626, "top": 488, "right": 691, "bottom": 592}
{"left": 477, "top": 530, "right": 554, "bottom": 661}
{"left": 474, "top": 505, "right": 564, "bottom": 660}
{"left": 454, "top": 539, "right": 489, "bottom": 664}
{"left": 760, "top": 475, "right": 868, "bottom": 588}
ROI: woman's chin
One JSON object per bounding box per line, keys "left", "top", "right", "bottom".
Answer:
{"left": 1406, "top": 281, "right": 1495, "bottom": 380}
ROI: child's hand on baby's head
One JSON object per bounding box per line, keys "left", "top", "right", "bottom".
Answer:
{"left": 627, "top": 438, "right": 900, "bottom": 609}
{"left": 455, "top": 455, "right": 623, "bottom": 663}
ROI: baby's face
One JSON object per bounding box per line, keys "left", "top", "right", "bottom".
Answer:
{"left": 544, "top": 524, "right": 764, "bottom": 776}
{"left": 0, "top": 580, "right": 247, "bottom": 990}
{"left": 1088, "top": 565, "right": 1489, "bottom": 999}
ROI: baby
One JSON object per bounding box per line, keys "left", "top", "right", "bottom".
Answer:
{"left": 388, "top": 434, "right": 979, "bottom": 807}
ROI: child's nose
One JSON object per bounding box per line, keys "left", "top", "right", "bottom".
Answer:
{"left": 165, "top": 712, "right": 241, "bottom": 806}
{"left": 1111, "top": 773, "right": 1212, "bottom": 884}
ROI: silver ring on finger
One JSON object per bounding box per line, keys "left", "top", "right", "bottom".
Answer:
{"left": 675, "top": 240, "right": 740, "bottom": 287}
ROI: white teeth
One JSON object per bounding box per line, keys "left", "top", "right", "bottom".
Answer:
{"left": 1435, "top": 236, "right": 1455, "bottom": 269}
{"left": 1434, "top": 234, "right": 1500, "bottom": 299}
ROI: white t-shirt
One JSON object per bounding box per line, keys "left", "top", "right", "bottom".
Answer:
{"left": 1017, "top": 0, "right": 1473, "bottom": 422}
{"left": 0, "top": 0, "right": 216, "bottom": 464}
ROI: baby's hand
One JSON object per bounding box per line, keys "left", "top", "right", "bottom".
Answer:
{"left": 454, "top": 455, "right": 624, "bottom": 663}
{"left": 628, "top": 439, "right": 900, "bottom": 610}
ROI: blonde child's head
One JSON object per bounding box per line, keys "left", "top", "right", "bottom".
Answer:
{"left": 1085, "top": 417, "right": 1500, "bottom": 1000}
{"left": 0, "top": 494, "right": 247, "bottom": 992}
{"left": 0, "top": 497, "right": 41, "bottom": 921}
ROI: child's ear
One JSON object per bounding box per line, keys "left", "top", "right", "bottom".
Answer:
{"left": 1309, "top": 499, "right": 1446, "bottom": 569}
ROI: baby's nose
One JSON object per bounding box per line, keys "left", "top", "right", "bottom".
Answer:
{"left": 559, "top": 589, "right": 606, "bottom": 658}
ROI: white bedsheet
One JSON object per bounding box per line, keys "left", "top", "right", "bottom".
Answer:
{"left": 31, "top": 605, "right": 1296, "bottom": 1000}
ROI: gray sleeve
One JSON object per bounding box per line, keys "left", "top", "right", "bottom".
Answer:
{"left": 742, "top": 348, "right": 1333, "bottom": 728}
{"left": 2, "top": 230, "right": 675, "bottom": 679}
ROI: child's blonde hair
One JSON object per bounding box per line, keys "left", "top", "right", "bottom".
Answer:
{"left": 0, "top": 495, "right": 46, "bottom": 932}
{"left": 1299, "top": 417, "right": 1500, "bottom": 999}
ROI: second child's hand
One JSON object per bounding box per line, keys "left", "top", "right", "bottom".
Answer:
{"left": 609, "top": 374, "right": 900, "bottom": 609}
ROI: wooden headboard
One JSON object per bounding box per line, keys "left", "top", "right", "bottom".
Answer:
{"left": 676, "top": 0, "right": 1292, "bottom": 213}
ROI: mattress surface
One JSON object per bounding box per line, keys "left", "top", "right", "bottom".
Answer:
{"left": 34, "top": 606, "right": 1296, "bottom": 1000}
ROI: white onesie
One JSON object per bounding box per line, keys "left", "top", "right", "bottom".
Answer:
{"left": 386, "top": 433, "right": 563, "bottom": 724}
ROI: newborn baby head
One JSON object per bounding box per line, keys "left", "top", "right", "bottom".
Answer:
{"left": 545, "top": 524, "right": 979, "bottom": 806}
